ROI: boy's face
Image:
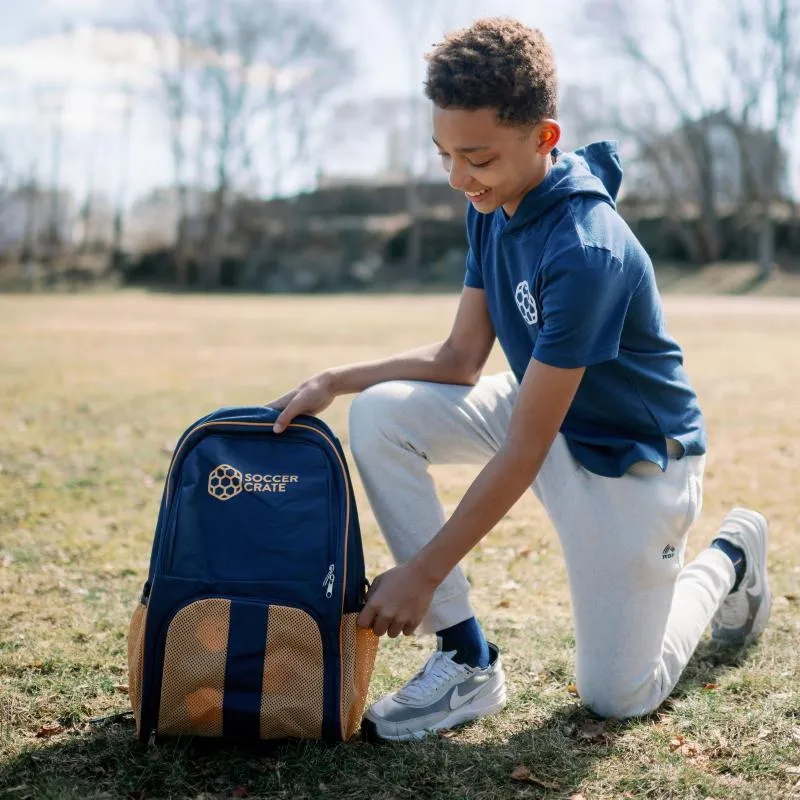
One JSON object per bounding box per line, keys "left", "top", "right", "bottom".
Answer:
{"left": 432, "top": 105, "right": 559, "bottom": 217}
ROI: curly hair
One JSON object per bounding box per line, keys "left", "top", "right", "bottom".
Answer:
{"left": 424, "top": 18, "right": 558, "bottom": 126}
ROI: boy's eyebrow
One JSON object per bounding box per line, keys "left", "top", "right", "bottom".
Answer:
{"left": 432, "top": 136, "right": 490, "bottom": 154}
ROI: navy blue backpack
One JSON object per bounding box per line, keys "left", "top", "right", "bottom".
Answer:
{"left": 127, "top": 406, "right": 379, "bottom": 743}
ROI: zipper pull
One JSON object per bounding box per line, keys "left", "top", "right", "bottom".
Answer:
{"left": 322, "top": 564, "right": 335, "bottom": 598}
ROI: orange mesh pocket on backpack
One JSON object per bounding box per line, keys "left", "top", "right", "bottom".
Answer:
{"left": 127, "top": 601, "right": 148, "bottom": 733}
{"left": 157, "top": 598, "right": 231, "bottom": 737}
{"left": 339, "top": 613, "right": 379, "bottom": 740}
{"left": 260, "top": 605, "right": 324, "bottom": 739}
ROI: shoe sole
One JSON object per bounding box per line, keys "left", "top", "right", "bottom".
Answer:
{"left": 713, "top": 509, "right": 772, "bottom": 644}
{"left": 361, "top": 682, "right": 507, "bottom": 742}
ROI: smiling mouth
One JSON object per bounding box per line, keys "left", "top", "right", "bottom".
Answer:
{"left": 465, "top": 188, "right": 490, "bottom": 200}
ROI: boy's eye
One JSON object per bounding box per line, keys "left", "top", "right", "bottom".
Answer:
{"left": 469, "top": 158, "right": 495, "bottom": 168}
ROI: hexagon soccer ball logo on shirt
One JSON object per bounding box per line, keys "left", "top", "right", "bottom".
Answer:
{"left": 514, "top": 280, "right": 538, "bottom": 325}
{"left": 208, "top": 464, "right": 243, "bottom": 501}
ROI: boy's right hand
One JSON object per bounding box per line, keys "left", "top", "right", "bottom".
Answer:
{"left": 267, "top": 372, "right": 336, "bottom": 434}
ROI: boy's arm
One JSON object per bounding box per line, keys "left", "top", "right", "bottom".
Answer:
{"left": 357, "top": 356, "right": 584, "bottom": 637}
{"left": 271, "top": 286, "right": 495, "bottom": 432}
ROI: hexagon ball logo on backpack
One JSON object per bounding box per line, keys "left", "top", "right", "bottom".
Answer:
{"left": 208, "top": 464, "right": 243, "bottom": 501}
{"left": 514, "top": 280, "right": 538, "bottom": 326}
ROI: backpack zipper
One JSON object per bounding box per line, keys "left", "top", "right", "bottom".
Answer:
{"left": 322, "top": 564, "right": 335, "bottom": 599}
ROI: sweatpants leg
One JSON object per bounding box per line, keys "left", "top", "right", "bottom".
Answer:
{"left": 349, "top": 373, "right": 737, "bottom": 718}
{"left": 535, "top": 440, "right": 735, "bottom": 719}
{"left": 348, "top": 374, "right": 516, "bottom": 633}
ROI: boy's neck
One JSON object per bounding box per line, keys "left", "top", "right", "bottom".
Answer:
{"left": 502, "top": 153, "right": 557, "bottom": 218}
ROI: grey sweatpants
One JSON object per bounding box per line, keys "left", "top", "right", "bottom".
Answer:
{"left": 348, "top": 372, "right": 736, "bottom": 719}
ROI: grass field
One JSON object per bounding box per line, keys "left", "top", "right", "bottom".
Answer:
{"left": 0, "top": 291, "right": 799, "bottom": 800}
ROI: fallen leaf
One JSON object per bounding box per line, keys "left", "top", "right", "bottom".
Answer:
{"left": 702, "top": 683, "right": 718, "bottom": 690}
{"left": 231, "top": 788, "right": 249, "bottom": 799}
{"left": 785, "top": 766, "right": 800, "bottom": 776}
{"left": 114, "top": 684, "right": 129, "bottom": 694}
{"left": 757, "top": 728, "right": 772, "bottom": 740}
{"left": 792, "top": 727, "right": 800, "bottom": 742}
{"left": 577, "top": 719, "right": 608, "bottom": 743}
{"left": 437, "top": 728, "right": 457, "bottom": 739}
{"left": 496, "top": 599, "right": 511, "bottom": 609}
{"left": 785, "top": 594, "right": 798, "bottom": 604}
{"left": 670, "top": 734, "right": 701, "bottom": 757}
{"left": 567, "top": 683, "right": 580, "bottom": 696}
{"left": 516, "top": 548, "right": 532, "bottom": 559}
{"left": 669, "top": 735, "right": 686, "bottom": 751}
{"left": 36, "top": 723, "right": 64, "bottom": 738}
{"left": 510, "top": 765, "right": 564, "bottom": 790}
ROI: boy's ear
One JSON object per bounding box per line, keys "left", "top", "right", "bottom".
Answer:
{"left": 536, "top": 120, "right": 561, "bottom": 154}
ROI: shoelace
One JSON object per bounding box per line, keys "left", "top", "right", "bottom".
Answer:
{"left": 396, "top": 652, "right": 465, "bottom": 703}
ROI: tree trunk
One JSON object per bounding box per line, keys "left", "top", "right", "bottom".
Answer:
{"left": 405, "top": 177, "right": 422, "bottom": 276}
{"left": 757, "top": 132, "right": 780, "bottom": 280}
{"left": 688, "top": 127, "right": 721, "bottom": 263}
{"left": 757, "top": 200, "right": 775, "bottom": 280}
{"left": 174, "top": 184, "right": 189, "bottom": 287}
{"left": 201, "top": 184, "right": 227, "bottom": 289}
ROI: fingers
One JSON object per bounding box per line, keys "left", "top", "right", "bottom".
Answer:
{"left": 357, "top": 605, "right": 375, "bottom": 630}
{"left": 371, "top": 614, "right": 392, "bottom": 638}
{"left": 265, "top": 391, "right": 293, "bottom": 411}
{"left": 273, "top": 396, "right": 304, "bottom": 434}
{"left": 357, "top": 604, "right": 416, "bottom": 638}
{"left": 387, "top": 621, "right": 405, "bottom": 638}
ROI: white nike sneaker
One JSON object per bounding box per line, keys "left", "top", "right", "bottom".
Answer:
{"left": 711, "top": 508, "right": 772, "bottom": 645}
{"left": 361, "top": 642, "right": 506, "bottom": 741}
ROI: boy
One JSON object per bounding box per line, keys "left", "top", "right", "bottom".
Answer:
{"left": 268, "top": 18, "right": 771, "bottom": 741}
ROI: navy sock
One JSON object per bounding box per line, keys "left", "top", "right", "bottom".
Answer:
{"left": 712, "top": 538, "right": 746, "bottom": 591}
{"left": 436, "top": 617, "right": 490, "bottom": 668}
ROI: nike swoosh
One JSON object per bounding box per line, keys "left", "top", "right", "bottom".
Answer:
{"left": 450, "top": 681, "right": 487, "bottom": 711}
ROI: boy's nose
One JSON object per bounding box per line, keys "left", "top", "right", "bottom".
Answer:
{"left": 448, "top": 163, "right": 469, "bottom": 192}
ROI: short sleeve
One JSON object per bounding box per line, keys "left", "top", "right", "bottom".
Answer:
{"left": 532, "top": 247, "right": 635, "bottom": 368}
{"left": 464, "top": 247, "right": 483, "bottom": 289}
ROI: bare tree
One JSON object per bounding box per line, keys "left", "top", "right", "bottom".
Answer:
{"left": 0, "top": 151, "right": 11, "bottom": 218}
{"left": 728, "top": 0, "right": 800, "bottom": 277}
{"left": 380, "top": 1, "right": 482, "bottom": 274}
{"left": 192, "top": 0, "right": 350, "bottom": 287}
{"left": 147, "top": 0, "right": 349, "bottom": 288}
{"left": 385, "top": 1, "right": 435, "bottom": 276}
{"left": 150, "top": 0, "right": 201, "bottom": 286}
{"left": 583, "top": 0, "right": 799, "bottom": 268}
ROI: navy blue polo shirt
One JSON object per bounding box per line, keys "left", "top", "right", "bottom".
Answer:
{"left": 465, "top": 141, "right": 707, "bottom": 477}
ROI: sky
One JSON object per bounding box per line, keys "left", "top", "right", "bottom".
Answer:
{"left": 0, "top": 0, "right": 595, "bottom": 206}
{"left": 0, "top": 0, "right": 797, "bottom": 207}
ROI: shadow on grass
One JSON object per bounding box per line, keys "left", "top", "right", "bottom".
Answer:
{"left": 0, "top": 703, "right": 615, "bottom": 800}
{"left": 0, "top": 642, "right": 757, "bottom": 800}
{"left": 670, "top": 638, "right": 758, "bottom": 700}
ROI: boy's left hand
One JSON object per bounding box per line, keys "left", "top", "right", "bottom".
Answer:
{"left": 357, "top": 563, "right": 438, "bottom": 638}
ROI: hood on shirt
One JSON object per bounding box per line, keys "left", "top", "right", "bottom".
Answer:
{"left": 504, "top": 140, "right": 623, "bottom": 232}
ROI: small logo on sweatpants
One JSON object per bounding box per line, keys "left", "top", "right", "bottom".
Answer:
{"left": 662, "top": 544, "right": 676, "bottom": 560}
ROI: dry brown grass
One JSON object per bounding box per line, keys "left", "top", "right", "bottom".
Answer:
{"left": 0, "top": 291, "right": 799, "bottom": 800}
